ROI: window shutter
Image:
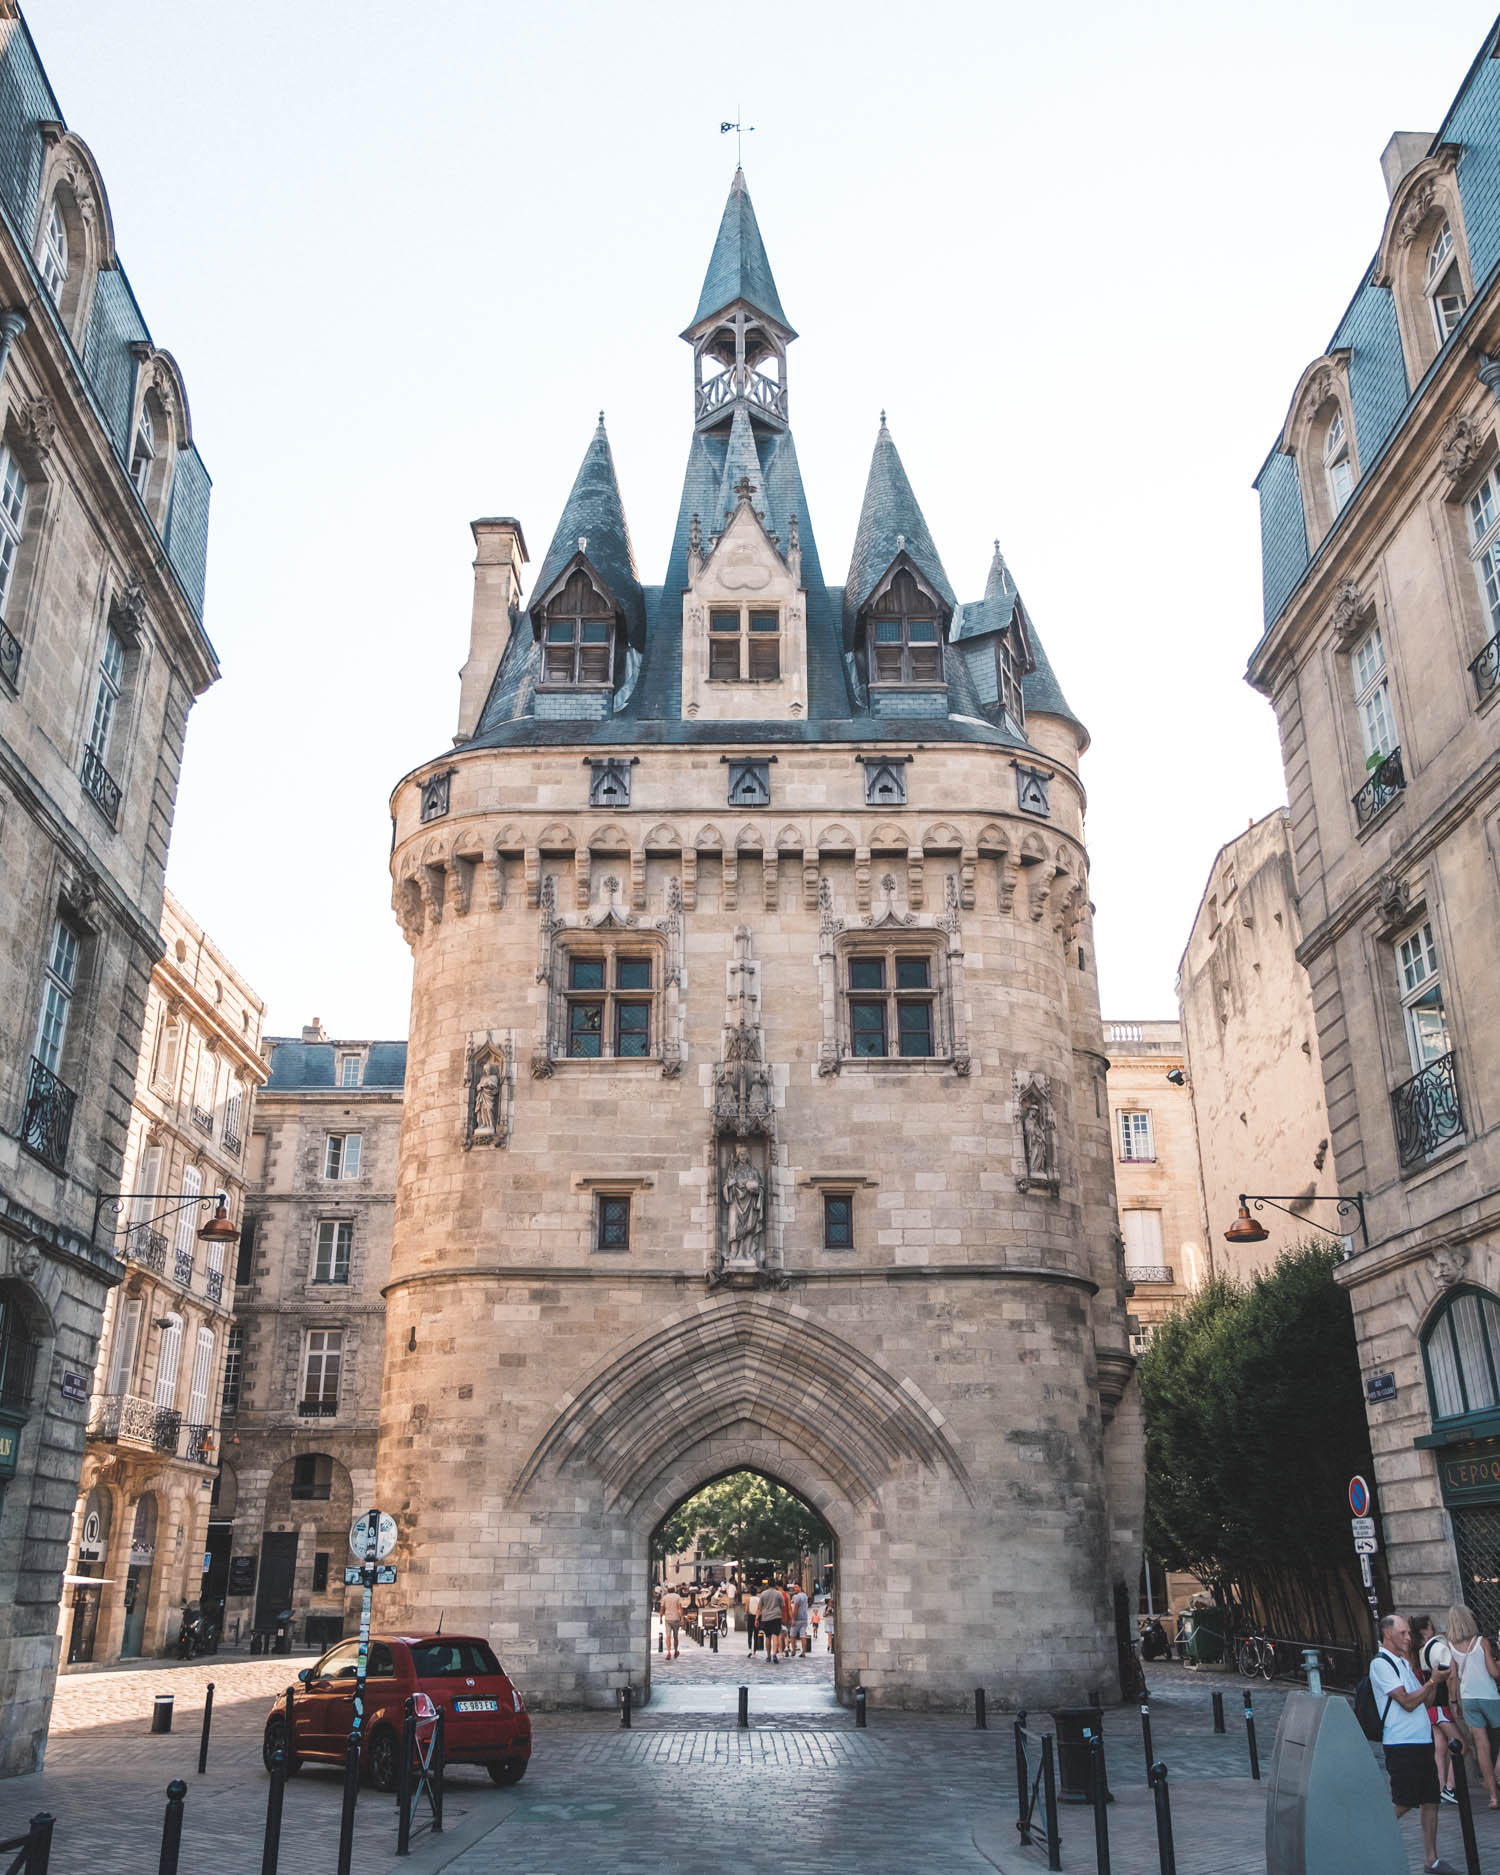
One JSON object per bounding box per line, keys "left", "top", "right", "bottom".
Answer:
{"left": 132, "top": 1144, "right": 164, "bottom": 1226}
{"left": 187, "top": 1326, "right": 215, "bottom": 1424}
{"left": 154, "top": 1315, "right": 183, "bottom": 1409}
{"left": 106, "top": 1295, "right": 143, "bottom": 1397}
{"left": 173, "top": 1164, "right": 202, "bottom": 1256}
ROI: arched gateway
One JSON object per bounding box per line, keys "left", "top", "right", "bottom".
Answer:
{"left": 376, "top": 170, "right": 1143, "bottom": 1710}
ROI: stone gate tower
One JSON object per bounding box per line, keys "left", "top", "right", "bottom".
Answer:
{"left": 379, "top": 171, "right": 1143, "bottom": 1709}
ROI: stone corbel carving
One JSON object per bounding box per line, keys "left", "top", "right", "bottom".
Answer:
{"left": 574, "top": 850, "right": 590, "bottom": 911}
{"left": 656, "top": 876, "right": 685, "bottom": 1075}
{"left": 906, "top": 848, "right": 924, "bottom": 911}
{"left": 449, "top": 856, "right": 474, "bottom": 917}
{"left": 722, "top": 850, "right": 738, "bottom": 912}
{"left": 1330, "top": 578, "right": 1372, "bottom": 649}
{"left": 418, "top": 865, "right": 444, "bottom": 927}
{"left": 394, "top": 877, "right": 424, "bottom": 944}
{"left": 535, "top": 874, "right": 556, "bottom": 983}
{"left": 1432, "top": 1239, "right": 1470, "bottom": 1289}
{"left": 1013, "top": 1072, "right": 1060, "bottom": 1196}
{"left": 524, "top": 847, "right": 541, "bottom": 910}
{"left": 1376, "top": 872, "right": 1412, "bottom": 930}
{"left": 1398, "top": 181, "right": 1437, "bottom": 248}
{"left": 1440, "top": 413, "right": 1488, "bottom": 487}
{"left": 15, "top": 394, "right": 57, "bottom": 459}
{"left": 485, "top": 849, "right": 507, "bottom": 911}
{"left": 464, "top": 1034, "right": 510, "bottom": 1149}
{"left": 996, "top": 852, "right": 1019, "bottom": 917}
{"left": 854, "top": 846, "right": 872, "bottom": 914}
{"left": 681, "top": 849, "right": 698, "bottom": 911}
{"left": 1027, "top": 866, "right": 1054, "bottom": 925}
{"left": 631, "top": 849, "right": 647, "bottom": 912}
{"left": 802, "top": 851, "right": 819, "bottom": 912}
{"left": 960, "top": 847, "right": 978, "bottom": 911}
{"left": 529, "top": 1050, "right": 554, "bottom": 1079}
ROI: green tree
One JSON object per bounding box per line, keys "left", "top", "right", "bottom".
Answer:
{"left": 1140, "top": 1243, "right": 1377, "bottom": 1647}
{"left": 654, "top": 1471, "right": 831, "bottom": 1581}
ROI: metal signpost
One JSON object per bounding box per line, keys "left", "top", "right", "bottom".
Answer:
{"left": 1348, "top": 1477, "right": 1380, "bottom": 1637}
{"left": 335, "top": 1509, "right": 398, "bottom": 1875}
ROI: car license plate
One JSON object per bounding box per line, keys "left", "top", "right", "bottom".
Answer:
{"left": 453, "top": 1698, "right": 498, "bottom": 1713}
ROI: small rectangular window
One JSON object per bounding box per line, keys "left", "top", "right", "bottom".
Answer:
{"left": 235, "top": 1219, "right": 256, "bottom": 1288}
{"left": 615, "top": 1001, "right": 650, "bottom": 1056}
{"left": 597, "top": 1194, "right": 631, "bottom": 1251}
{"left": 849, "top": 957, "right": 885, "bottom": 991}
{"left": 314, "top": 1219, "right": 353, "bottom": 1284}
{"left": 301, "top": 1330, "right": 342, "bottom": 1413}
{"left": 1118, "top": 1111, "right": 1155, "bottom": 1162}
{"left": 338, "top": 1054, "right": 362, "bottom": 1088}
{"left": 312, "top": 1552, "right": 330, "bottom": 1592}
{"left": 897, "top": 1000, "right": 934, "bottom": 1057}
{"left": 291, "top": 1452, "right": 334, "bottom": 1499}
{"left": 324, "top": 1134, "right": 361, "bottom": 1180}
{"left": 0, "top": 445, "right": 27, "bottom": 620}
{"left": 616, "top": 957, "right": 652, "bottom": 991}
{"left": 570, "top": 957, "right": 605, "bottom": 991}
{"left": 568, "top": 1000, "right": 604, "bottom": 1057}
{"left": 822, "top": 1193, "right": 853, "bottom": 1249}
{"left": 34, "top": 916, "right": 79, "bottom": 1074}
{"left": 220, "top": 1325, "right": 243, "bottom": 1413}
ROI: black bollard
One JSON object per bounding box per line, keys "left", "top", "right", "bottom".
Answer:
{"left": 620, "top": 1684, "right": 632, "bottom": 1729}
{"left": 158, "top": 1779, "right": 187, "bottom": 1875}
{"left": 975, "top": 1687, "right": 987, "bottom": 1730}
{"left": 1243, "top": 1693, "right": 1260, "bottom": 1781}
{"left": 335, "top": 1733, "right": 360, "bottom": 1875}
{"left": 738, "top": 1684, "right": 749, "bottom": 1728}
{"left": 197, "top": 1683, "right": 214, "bottom": 1776}
{"left": 24, "top": 1814, "right": 54, "bottom": 1875}
{"left": 658, "top": 1629, "right": 664, "bottom": 1653}
{"left": 260, "top": 1749, "right": 286, "bottom": 1875}
{"left": 1150, "top": 1761, "right": 1177, "bottom": 1875}
{"left": 855, "top": 1687, "right": 867, "bottom": 1728}
{"left": 432, "top": 1707, "right": 445, "bottom": 1836}
{"left": 396, "top": 1701, "right": 413, "bottom": 1853}
{"left": 1449, "top": 1738, "right": 1482, "bottom": 1875}
{"left": 710, "top": 1628, "right": 718, "bottom": 1653}
{"left": 152, "top": 1694, "right": 174, "bottom": 1735}
{"left": 1211, "top": 1689, "right": 1225, "bottom": 1733}
{"left": 1140, "top": 1702, "right": 1154, "bottom": 1785}
{"left": 1088, "top": 1734, "right": 1111, "bottom": 1875}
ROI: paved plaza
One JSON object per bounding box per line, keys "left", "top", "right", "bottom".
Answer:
{"left": 4, "top": 1655, "right": 1500, "bottom": 1872}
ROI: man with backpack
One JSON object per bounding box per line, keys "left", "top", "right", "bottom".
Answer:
{"left": 1368, "top": 1613, "right": 1461, "bottom": 1875}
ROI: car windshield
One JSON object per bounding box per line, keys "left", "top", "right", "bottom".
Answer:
{"left": 410, "top": 1639, "right": 503, "bottom": 1678}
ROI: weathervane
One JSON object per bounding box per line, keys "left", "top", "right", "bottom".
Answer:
{"left": 720, "top": 112, "right": 755, "bottom": 165}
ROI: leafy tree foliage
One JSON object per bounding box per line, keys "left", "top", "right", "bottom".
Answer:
{"left": 655, "top": 1471, "right": 831, "bottom": 1579}
{"left": 1140, "top": 1244, "right": 1377, "bottom": 1645}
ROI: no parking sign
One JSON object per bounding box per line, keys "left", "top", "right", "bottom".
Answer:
{"left": 1349, "top": 1475, "right": 1371, "bottom": 1517}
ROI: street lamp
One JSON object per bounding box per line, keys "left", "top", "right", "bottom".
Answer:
{"left": 1224, "top": 1192, "right": 1369, "bottom": 1253}
{"left": 92, "top": 1187, "right": 238, "bottom": 1244}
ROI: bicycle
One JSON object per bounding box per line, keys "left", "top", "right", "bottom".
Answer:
{"left": 1236, "top": 1632, "right": 1275, "bottom": 1679}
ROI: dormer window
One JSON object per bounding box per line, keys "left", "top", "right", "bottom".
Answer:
{"left": 39, "top": 198, "right": 67, "bottom": 301}
{"left": 869, "top": 570, "right": 942, "bottom": 684}
{"left": 540, "top": 568, "right": 614, "bottom": 687}
{"left": 1323, "top": 409, "right": 1353, "bottom": 515}
{"left": 996, "top": 638, "right": 1024, "bottom": 732}
{"left": 709, "top": 606, "right": 779, "bottom": 681}
{"left": 131, "top": 401, "right": 156, "bottom": 500}
{"left": 1426, "top": 219, "right": 1467, "bottom": 342}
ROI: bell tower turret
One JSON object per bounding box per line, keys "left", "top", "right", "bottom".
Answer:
{"left": 682, "top": 169, "right": 795, "bottom": 433}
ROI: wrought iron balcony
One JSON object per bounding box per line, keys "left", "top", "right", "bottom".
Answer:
{"left": 88, "top": 1393, "right": 182, "bottom": 1454}
{"left": 1352, "top": 747, "right": 1405, "bottom": 829}
{"left": 173, "top": 1247, "right": 195, "bottom": 1287}
{"left": 297, "top": 1398, "right": 339, "bottom": 1418}
{"left": 1472, "top": 630, "right": 1500, "bottom": 704}
{"left": 1393, "top": 1051, "right": 1464, "bottom": 1168}
{"left": 182, "top": 1422, "right": 215, "bottom": 1465}
{"left": 0, "top": 620, "right": 19, "bottom": 690}
{"left": 191, "top": 1105, "right": 215, "bottom": 1135}
{"left": 222, "top": 1130, "right": 242, "bottom": 1158}
{"left": 1125, "top": 1265, "right": 1174, "bottom": 1286}
{"left": 81, "top": 744, "right": 121, "bottom": 827}
{"left": 123, "top": 1227, "right": 169, "bottom": 1275}
{"left": 21, "top": 1055, "right": 76, "bottom": 1173}
{"left": 205, "top": 1267, "right": 224, "bottom": 1304}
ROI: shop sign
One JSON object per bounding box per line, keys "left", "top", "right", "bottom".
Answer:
{"left": 79, "top": 1510, "right": 105, "bottom": 1563}
{"left": 1438, "top": 1442, "right": 1500, "bottom": 1506}
{"left": 0, "top": 1407, "right": 24, "bottom": 1481}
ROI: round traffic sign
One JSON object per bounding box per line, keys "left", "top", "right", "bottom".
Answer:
{"left": 1348, "top": 1476, "right": 1371, "bottom": 1517}
{"left": 349, "top": 1509, "right": 397, "bottom": 1562}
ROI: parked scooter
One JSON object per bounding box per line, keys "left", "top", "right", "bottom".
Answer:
{"left": 176, "top": 1604, "right": 217, "bottom": 1658}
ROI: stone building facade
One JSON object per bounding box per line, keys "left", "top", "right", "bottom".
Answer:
{"left": 61, "top": 892, "right": 265, "bottom": 1665}
{"left": 1103, "top": 1020, "right": 1205, "bottom": 1342}
{"left": 1251, "top": 31, "right": 1500, "bottom": 1632}
{"left": 377, "top": 171, "right": 1142, "bottom": 1711}
{"left": 223, "top": 1025, "right": 405, "bottom": 1650}
{"left": 0, "top": 15, "right": 216, "bottom": 1772}
{"left": 1175, "top": 811, "right": 1335, "bottom": 1273}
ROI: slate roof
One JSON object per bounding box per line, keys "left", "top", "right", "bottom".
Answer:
{"left": 264, "top": 1040, "right": 408, "bottom": 1090}
{"left": 842, "top": 419, "right": 957, "bottom": 649}
{"left": 689, "top": 168, "right": 793, "bottom": 333}
{"left": 525, "top": 417, "right": 645, "bottom": 650}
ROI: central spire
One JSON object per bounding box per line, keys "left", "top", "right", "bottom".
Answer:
{"left": 683, "top": 171, "right": 795, "bottom": 435}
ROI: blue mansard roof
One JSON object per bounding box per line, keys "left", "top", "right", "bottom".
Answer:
{"left": 264, "top": 1039, "right": 408, "bottom": 1091}
{"left": 0, "top": 17, "right": 211, "bottom": 620}
{"left": 467, "top": 172, "right": 1085, "bottom": 755}
{"left": 1254, "top": 19, "right": 1500, "bottom": 633}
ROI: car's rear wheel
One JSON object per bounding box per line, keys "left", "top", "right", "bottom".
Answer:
{"left": 367, "top": 1725, "right": 400, "bottom": 1793}
{"left": 262, "top": 1718, "right": 303, "bottom": 1777}
{"left": 487, "top": 1758, "right": 527, "bottom": 1787}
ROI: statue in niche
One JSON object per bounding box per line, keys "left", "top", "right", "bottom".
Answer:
{"left": 473, "top": 1062, "right": 501, "bottom": 1138}
{"left": 464, "top": 1037, "right": 509, "bottom": 1148}
{"left": 1014, "top": 1074, "right": 1059, "bottom": 1195}
{"left": 722, "top": 1146, "right": 766, "bottom": 1271}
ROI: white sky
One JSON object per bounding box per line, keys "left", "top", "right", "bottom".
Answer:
{"left": 24, "top": 0, "right": 1498, "bottom": 1038}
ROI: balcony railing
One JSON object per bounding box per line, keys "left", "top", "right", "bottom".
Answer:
{"left": 222, "top": 1130, "right": 242, "bottom": 1158}
{"left": 1393, "top": 1050, "right": 1464, "bottom": 1168}
{"left": 1471, "top": 630, "right": 1500, "bottom": 704}
{"left": 0, "top": 620, "right": 19, "bottom": 690}
{"left": 297, "top": 1398, "right": 338, "bottom": 1418}
{"left": 182, "top": 1422, "right": 215, "bottom": 1465}
{"left": 21, "top": 1055, "right": 76, "bottom": 1173}
{"left": 173, "top": 1246, "right": 195, "bottom": 1287}
{"left": 205, "top": 1267, "right": 224, "bottom": 1304}
{"left": 1125, "top": 1265, "right": 1174, "bottom": 1286}
{"left": 191, "top": 1105, "right": 215, "bottom": 1136}
{"left": 694, "top": 365, "right": 788, "bottom": 424}
{"left": 88, "top": 1393, "right": 182, "bottom": 1454}
{"left": 1353, "top": 746, "right": 1405, "bottom": 829}
{"left": 122, "top": 1227, "right": 169, "bottom": 1275}
{"left": 81, "top": 744, "right": 121, "bottom": 828}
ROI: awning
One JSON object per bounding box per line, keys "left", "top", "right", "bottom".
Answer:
{"left": 62, "top": 1574, "right": 113, "bottom": 1586}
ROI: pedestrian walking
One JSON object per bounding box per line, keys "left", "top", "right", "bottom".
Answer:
{"left": 790, "top": 1582, "right": 811, "bottom": 1656}
{"left": 824, "top": 1595, "right": 836, "bottom": 1652}
{"left": 746, "top": 1588, "right": 760, "bottom": 1654}
{"left": 1371, "top": 1613, "right": 1460, "bottom": 1874}
{"left": 1445, "top": 1604, "right": 1500, "bottom": 1808}
{"left": 758, "top": 1581, "right": 787, "bottom": 1663}
{"left": 660, "top": 1582, "right": 684, "bottom": 1660}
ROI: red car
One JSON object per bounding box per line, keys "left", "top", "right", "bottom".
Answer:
{"left": 261, "top": 1632, "right": 531, "bottom": 1790}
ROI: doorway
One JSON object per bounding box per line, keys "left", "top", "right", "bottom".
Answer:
{"left": 255, "top": 1531, "right": 299, "bottom": 1634}
{"left": 121, "top": 1495, "right": 157, "bottom": 1659}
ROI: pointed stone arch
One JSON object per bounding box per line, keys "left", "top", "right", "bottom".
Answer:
{"left": 922, "top": 821, "right": 964, "bottom": 852}
{"left": 536, "top": 822, "right": 576, "bottom": 850}
{"left": 733, "top": 822, "right": 765, "bottom": 850}
{"left": 867, "top": 820, "right": 910, "bottom": 851}
{"left": 586, "top": 822, "right": 632, "bottom": 852}
{"left": 642, "top": 821, "right": 684, "bottom": 852}
{"left": 816, "top": 823, "right": 856, "bottom": 851}
{"left": 513, "top": 1295, "right": 972, "bottom": 1514}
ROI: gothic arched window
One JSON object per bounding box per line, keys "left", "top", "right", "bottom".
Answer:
{"left": 541, "top": 568, "right": 614, "bottom": 687}
{"left": 867, "top": 569, "right": 942, "bottom": 685}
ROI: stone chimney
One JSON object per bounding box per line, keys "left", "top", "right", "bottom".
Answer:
{"left": 301, "top": 1017, "right": 327, "bottom": 1043}
{"left": 1381, "top": 131, "right": 1434, "bottom": 201}
{"left": 456, "top": 518, "right": 528, "bottom": 743}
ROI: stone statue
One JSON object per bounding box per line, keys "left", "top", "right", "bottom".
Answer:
{"left": 722, "top": 1147, "right": 765, "bottom": 1270}
{"left": 1014, "top": 1076, "right": 1059, "bottom": 1195}
{"left": 1022, "top": 1099, "right": 1050, "bottom": 1184}
{"left": 473, "top": 1062, "right": 501, "bottom": 1137}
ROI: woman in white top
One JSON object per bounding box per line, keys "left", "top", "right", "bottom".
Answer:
{"left": 1446, "top": 1604, "right": 1500, "bottom": 1808}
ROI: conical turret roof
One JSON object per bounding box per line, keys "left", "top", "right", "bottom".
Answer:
{"left": 842, "top": 417, "right": 955, "bottom": 643}
{"left": 689, "top": 168, "right": 792, "bottom": 334}
{"left": 527, "top": 415, "right": 645, "bottom": 648}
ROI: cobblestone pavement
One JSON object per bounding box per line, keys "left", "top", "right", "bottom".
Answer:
{"left": 5, "top": 1656, "right": 1499, "bottom": 1873}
